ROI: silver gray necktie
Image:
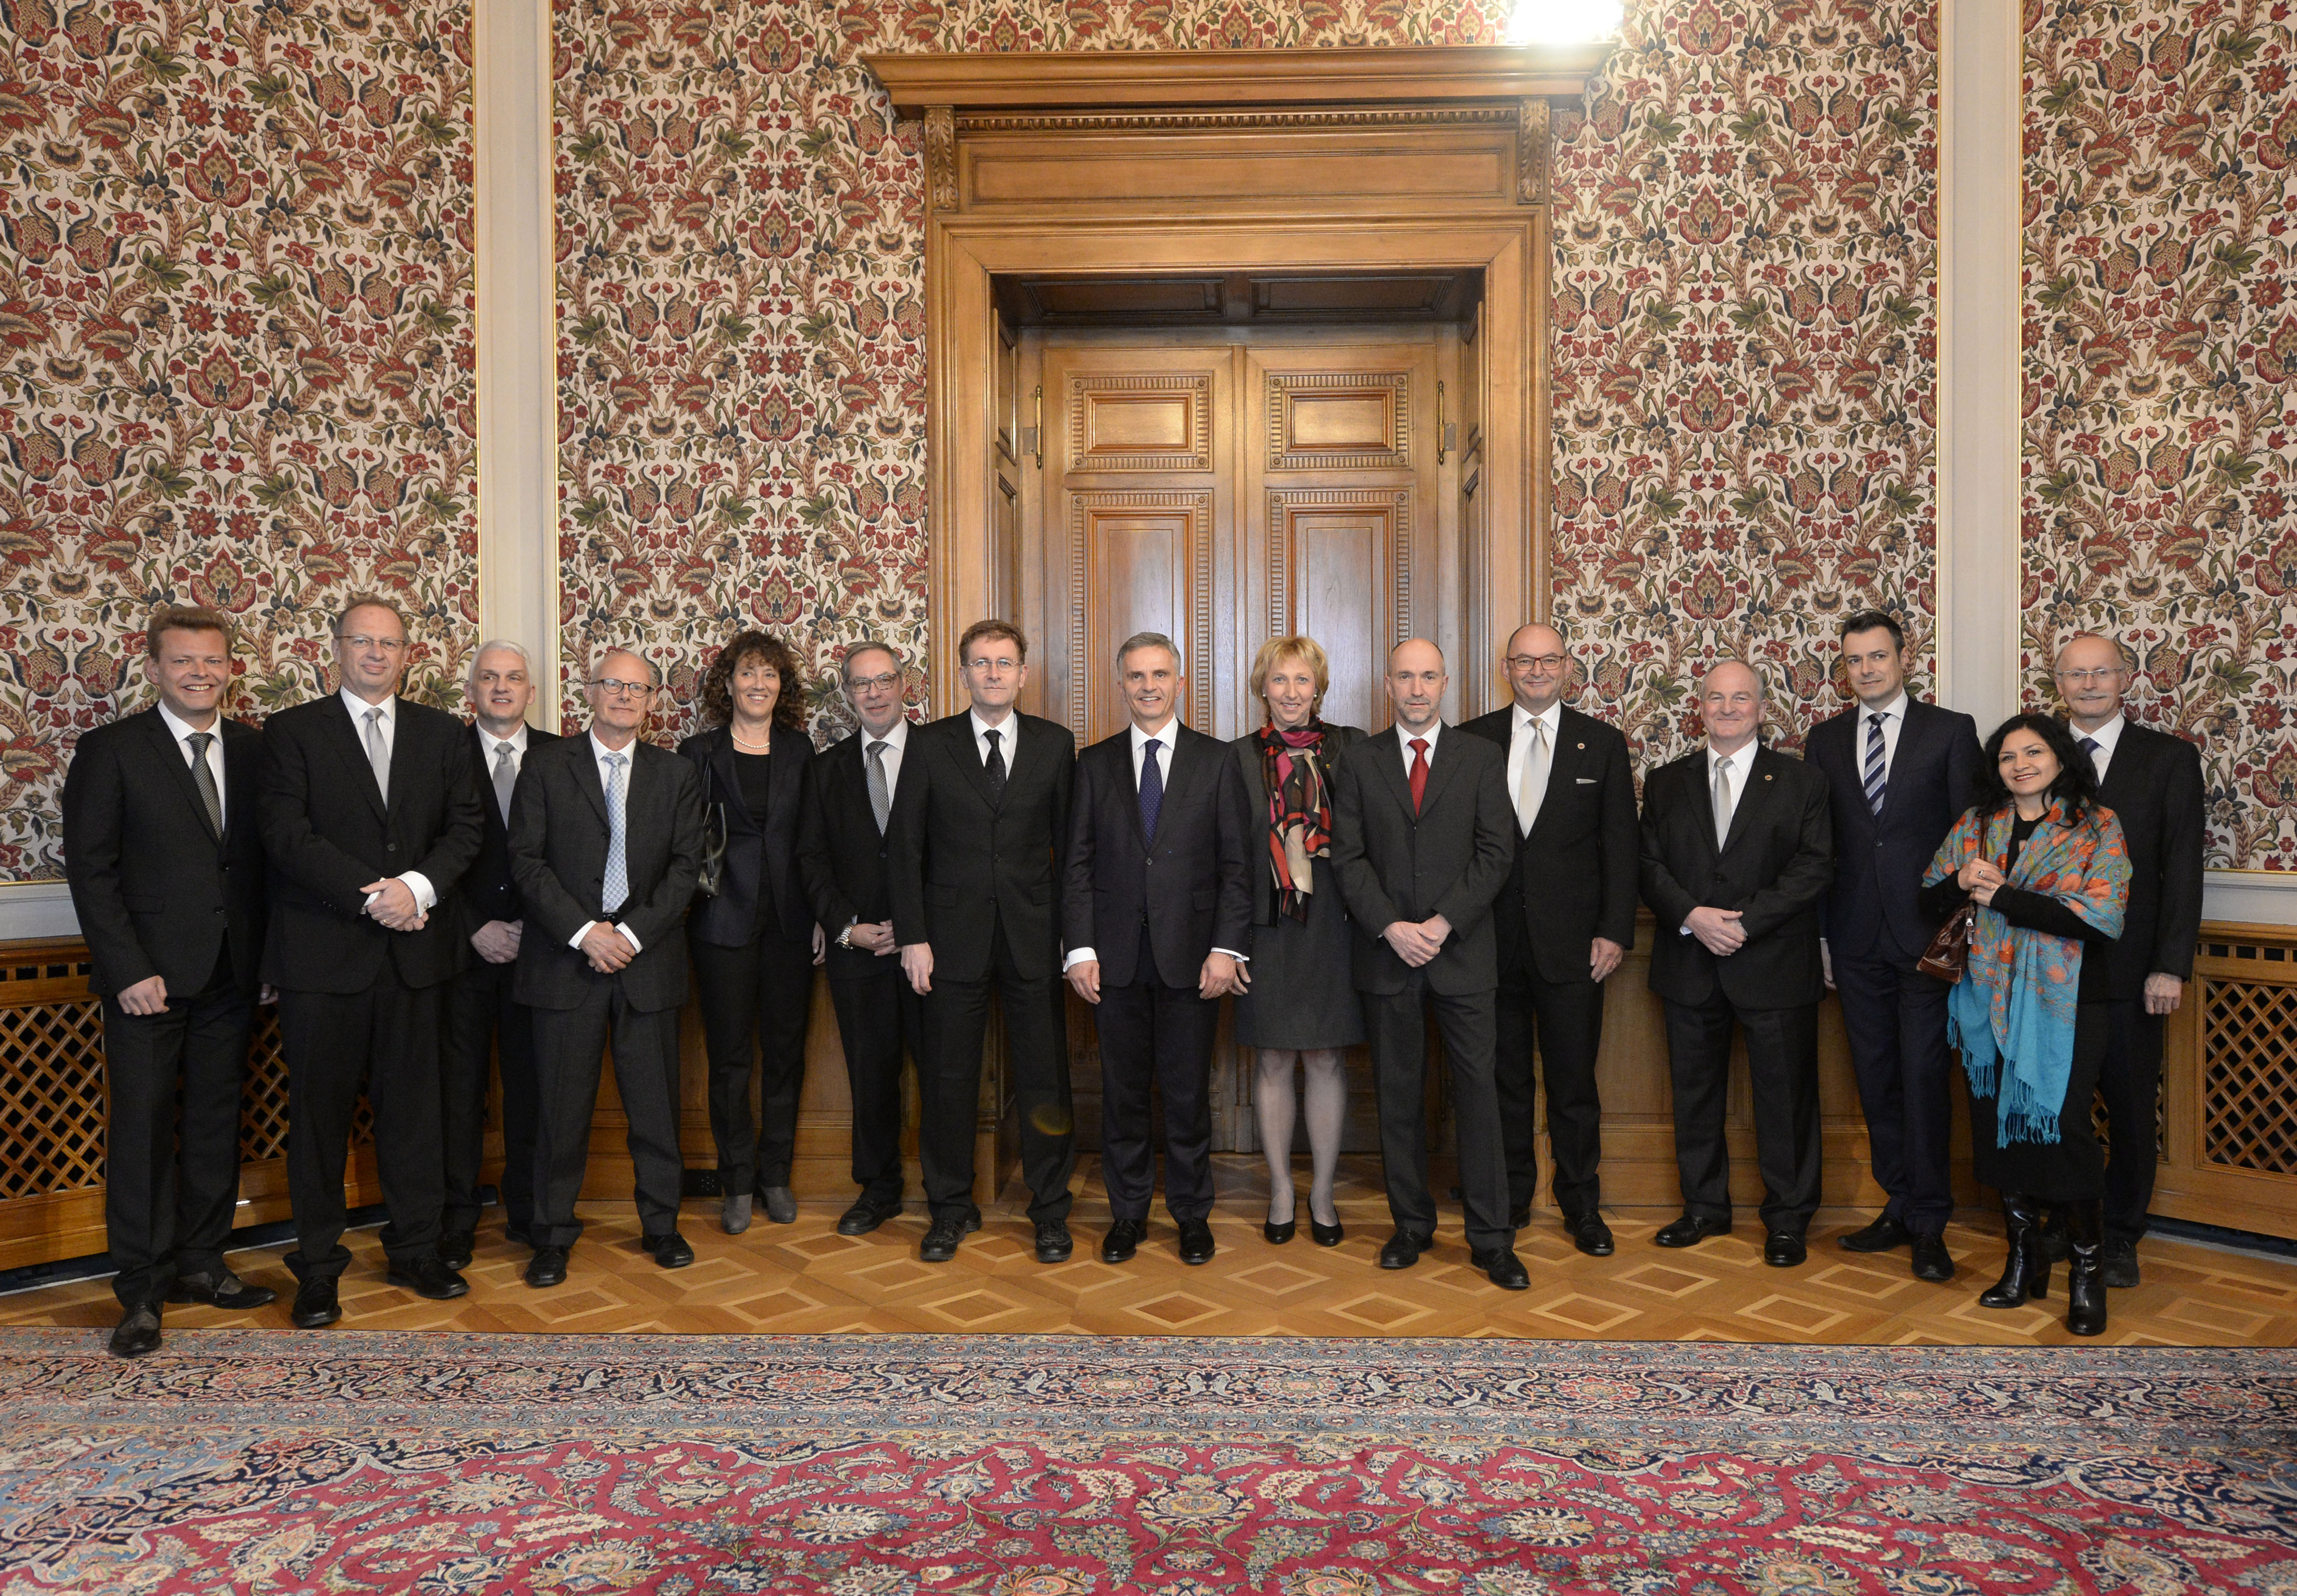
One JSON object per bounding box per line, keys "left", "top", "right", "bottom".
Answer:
{"left": 364, "top": 706, "right": 390, "bottom": 802}
{"left": 1517, "top": 718, "right": 1550, "bottom": 836}
{"left": 185, "top": 731, "right": 223, "bottom": 837}
{"left": 866, "top": 739, "right": 891, "bottom": 834}
{"left": 602, "top": 753, "right": 628, "bottom": 914}
{"left": 492, "top": 741, "right": 517, "bottom": 826}
{"left": 1712, "top": 757, "right": 1735, "bottom": 849}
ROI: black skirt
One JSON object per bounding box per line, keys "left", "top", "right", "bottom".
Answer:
{"left": 1970, "top": 1000, "right": 2109, "bottom": 1203}
{"left": 1234, "top": 866, "right": 1365, "bottom": 1051}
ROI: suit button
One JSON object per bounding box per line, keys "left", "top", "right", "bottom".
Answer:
{"left": 386, "top": 842, "right": 400, "bottom": 854}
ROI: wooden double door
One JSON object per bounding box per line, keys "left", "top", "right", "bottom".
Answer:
{"left": 1005, "top": 327, "right": 1477, "bottom": 1156}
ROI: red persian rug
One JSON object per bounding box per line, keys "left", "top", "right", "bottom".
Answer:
{"left": 1, "top": 1330, "right": 2292, "bottom": 1593}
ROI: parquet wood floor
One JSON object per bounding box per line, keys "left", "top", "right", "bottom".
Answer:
{"left": 6, "top": 1157, "right": 2293, "bottom": 1347}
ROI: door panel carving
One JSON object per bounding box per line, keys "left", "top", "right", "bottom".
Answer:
{"left": 1267, "top": 488, "right": 1412, "bottom": 735}
{"left": 1265, "top": 372, "right": 1410, "bottom": 470}
{"left": 1068, "top": 490, "right": 1214, "bottom": 743}
{"left": 1067, "top": 372, "right": 1213, "bottom": 472}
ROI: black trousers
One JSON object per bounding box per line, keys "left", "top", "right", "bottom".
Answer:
{"left": 1975, "top": 1001, "right": 2107, "bottom": 1203}
{"left": 441, "top": 956, "right": 540, "bottom": 1238}
{"left": 1833, "top": 944, "right": 1957, "bottom": 1238}
{"left": 827, "top": 963, "right": 926, "bottom": 1203}
{"left": 1363, "top": 972, "right": 1513, "bottom": 1253}
{"left": 529, "top": 981, "right": 685, "bottom": 1248}
{"left": 102, "top": 947, "right": 255, "bottom": 1309}
{"left": 2097, "top": 997, "right": 2165, "bottom": 1243}
{"left": 920, "top": 919, "right": 1075, "bottom": 1224}
{"left": 1493, "top": 942, "right": 1606, "bottom": 1219}
{"left": 1095, "top": 925, "right": 1219, "bottom": 1223}
{"left": 277, "top": 967, "right": 445, "bottom": 1281}
{"left": 691, "top": 929, "right": 814, "bottom": 1192}
{"left": 1662, "top": 992, "right": 1821, "bottom": 1235}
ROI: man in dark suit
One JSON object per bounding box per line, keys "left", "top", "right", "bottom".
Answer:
{"left": 1460, "top": 622, "right": 1637, "bottom": 1258}
{"left": 1061, "top": 632, "right": 1252, "bottom": 1266}
{"left": 261, "top": 595, "right": 485, "bottom": 1327}
{"left": 510, "top": 649, "right": 704, "bottom": 1287}
{"left": 64, "top": 605, "right": 274, "bottom": 1358}
{"left": 2055, "top": 632, "right": 2206, "bottom": 1287}
{"left": 1806, "top": 611, "right": 1982, "bottom": 1283}
{"left": 439, "top": 640, "right": 558, "bottom": 1269}
{"left": 1329, "top": 638, "right": 1526, "bottom": 1289}
{"left": 799, "top": 640, "right": 926, "bottom": 1237}
{"left": 888, "top": 619, "right": 1078, "bottom": 1265}
{"left": 1639, "top": 660, "right": 1835, "bottom": 1266}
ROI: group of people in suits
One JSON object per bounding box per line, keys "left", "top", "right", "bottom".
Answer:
{"left": 64, "top": 595, "right": 2202, "bottom": 1356}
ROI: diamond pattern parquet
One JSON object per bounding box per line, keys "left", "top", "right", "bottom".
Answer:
{"left": 4, "top": 1157, "right": 2293, "bottom": 1347}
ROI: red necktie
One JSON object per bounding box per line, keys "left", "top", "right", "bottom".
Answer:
{"left": 1408, "top": 736, "right": 1429, "bottom": 814}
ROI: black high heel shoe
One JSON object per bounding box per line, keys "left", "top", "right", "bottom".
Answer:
{"left": 1309, "top": 1210, "right": 1344, "bottom": 1248}
{"left": 1264, "top": 1217, "right": 1296, "bottom": 1244}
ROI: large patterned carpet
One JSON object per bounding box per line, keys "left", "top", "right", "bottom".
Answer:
{"left": 2, "top": 1330, "right": 2294, "bottom": 1594}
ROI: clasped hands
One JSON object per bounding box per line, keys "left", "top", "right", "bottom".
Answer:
{"left": 1381, "top": 914, "right": 1452, "bottom": 969}
{"left": 1956, "top": 856, "right": 2008, "bottom": 906}
{"left": 1065, "top": 951, "right": 1247, "bottom": 1004}
{"left": 1684, "top": 905, "right": 1747, "bottom": 957}
{"left": 361, "top": 878, "right": 425, "bottom": 932}
{"left": 579, "top": 921, "right": 639, "bottom": 974}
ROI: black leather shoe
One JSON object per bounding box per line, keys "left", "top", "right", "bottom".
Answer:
{"left": 525, "top": 1246, "right": 570, "bottom": 1288}
{"left": 642, "top": 1231, "right": 695, "bottom": 1269}
{"left": 1764, "top": 1231, "right": 1808, "bottom": 1268}
{"left": 1910, "top": 1235, "right": 1955, "bottom": 1282}
{"left": 1177, "top": 1218, "right": 1215, "bottom": 1266}
{"left": 1654, "top": 1214, "right": 1730, "bottom": 1249}
{"left": 2101, "top": 1239, "right": 2141, "bottom": 1289}
{"left": 291, "top": 1277, "right": 341, "bottom": 1329}
{"left": 1101, "top": 1218, "right": 1143, "bottom": 1263}
{"left": 438, "top": 1230, "right": 475, "bottom": 1270}
{"left": 1565, "top": 1212, "right": 1615, "bottom": 1257}
{"left": 388, "top": 1258, "right": 471, "bottom": 1299}
{"left": 1264, "top": 1217, "right": 1296, "bottom": 1245}
{"left": 1034, "top": 1219, "right": 1074, "bottom": 1263}
{"left": 167, "top": 1268, "right": 277, "bottom": 1311}
{"left": 919, "top": 1213, "right": 979, "bottom": 1262}
{"left": 1471, "top": 1248, "right": 1530, "bottom": 1290}
{"left": 1507, "top": 1204, "right": 1532, "bottom": 1229}
{"left": 836, "top": 1198, "right": 903, "bottom": 1237}
{"left": 1839, "top": 1214, "right": 1913, "bottom": 1253}
{"left": 109, "top": 1304, "right": 162, "bottom": 1359}
{"left": 1378, "top": 1231, "right": 1431, "bottom": 1270}
{"left": 1310, "top": 1217, "right": 1345, "bottom": 1248}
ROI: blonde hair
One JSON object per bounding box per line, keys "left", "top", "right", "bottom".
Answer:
{"left": 1251, "top": 635, "right": 1329, "bottom": 705}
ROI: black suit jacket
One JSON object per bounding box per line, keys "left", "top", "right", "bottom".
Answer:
{"left": 1329, "top": 725, "right": 1516, "bottom": 996}
{"left": 63, "top": 708, "right": 268, "bottom": 998}
{"left": 1639, "top": 744, "right": 1834, "bottom": 1008}
{"left": 1807, "top": 698, "right": 1983, "bottom": 961}
{"left": 1459, "top": 704, "right": 1639, "bottom": 983}
{"left": 1061, "top": 724, "right": 1252, "bottom": 988}
{"left": 459, "top": 723, "right": 562, "bottom": 936}
{"left": 886, "top": 711, "right": 1075, "bottom": 984}
{"left": 1230, "top": 723, "right": 1366, "bottom": 931}
{"left": 509, "top": 731, "right": 704, "bottom": 1013}
{"left": 799, "top": 721, "right": 919, "bottom": 982}
{"left": 678, "top": 723, "right": 816, "bottom": 948}
{"left": 2088, "top": 721, "right": 2206, "bottom": 994}
{"left": 259, "top": 693, "right": 484, "bottom": 993}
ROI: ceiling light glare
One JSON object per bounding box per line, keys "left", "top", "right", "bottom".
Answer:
{"left": 1503, "top": 0, "right": 1625, "bottom": 45}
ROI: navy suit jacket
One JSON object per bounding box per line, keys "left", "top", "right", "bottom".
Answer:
{"left": 1806, "top": 698, "right": 1983, "bottom": 962}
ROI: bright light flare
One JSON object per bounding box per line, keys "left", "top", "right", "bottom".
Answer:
{"left": 1504, "top": 0, "right": 1625, "bottom": 44}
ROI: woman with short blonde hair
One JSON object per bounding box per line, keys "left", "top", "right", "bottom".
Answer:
{"left": 1230, "top": 634, "right": 1365, "bottom": 1248}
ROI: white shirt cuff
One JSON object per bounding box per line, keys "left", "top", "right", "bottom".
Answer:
{"left": 571, "top": 920, "right": 597, "bottom": 950}
{"left": 1064, "top": 947, "right": 1097, "bottom": 971}
{"left": 1213, "top": 947, "right": 1247, "bottom": 962}
{"left": 397, "top": 871, "right": 436, "bottom": 913}
{"left": 615, "top": 922, "right": 643, "bottom": 953}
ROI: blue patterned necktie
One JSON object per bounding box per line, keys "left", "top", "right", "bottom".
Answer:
{"left": 1863, "top": 712, "right": 1888, "bottom": 816}
{"left": 602, "top": 752, "right": 628, "bottom": 915}
{"left": 2079, "top": 735, "right": 2103, "bottom": 780}
{"left": 1139, "top": 736, "right": 1164, "bottom": 844}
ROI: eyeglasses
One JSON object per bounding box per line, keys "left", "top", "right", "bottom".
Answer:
{"left": 339, "top": 635, "right": 406, "bottom": 653}
{"left": 1505, "top": 654, "right": 1568, "bottom": 671}
{"left": 589, "top": 678, "right": 656, "bottom": 697}
{"left": 845, "top": 671, "right": 901, "bottom": 693}
{"left": 2053, "top": 667, "right": 2124, "bottom": 686}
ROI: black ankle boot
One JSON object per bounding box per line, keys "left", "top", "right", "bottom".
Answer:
{"left": 2065, "top": 1198, "right": 2107, "bottom": 1337}
{"left": 1979, "top": 1192, "right": 2049, "bottom": 1308}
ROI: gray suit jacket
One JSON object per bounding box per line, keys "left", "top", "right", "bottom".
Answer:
{"left": 509, "top": 730, "right": 704, "bottom": 1013}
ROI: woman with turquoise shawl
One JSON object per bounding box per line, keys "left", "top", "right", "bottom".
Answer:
{"left": 1920, "top": 713, "right": 2130, "bottom": 1337}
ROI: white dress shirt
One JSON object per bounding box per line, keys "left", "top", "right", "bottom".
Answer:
{"left": 1507, "top": 702, "right": 1562, "bottom": 830}
{"left": 570, "top": 730, "right": 644, "bottom": 954}
{"left": 860, "top": 715, "right": 910, "bottom": 798}
{"left": 340, "top": 688, "right": 436, "bottom": 913}
{"left": 481, "top": 722, "right": 530, "bottom": 774}
{"left": 1397, "top": 716, "right": 1444, "bottom": 779}
{"left": 1684, "top": 739, "right": 1761, "bottom": 936}
{"left": 970, "top": 707, "right": 1017, "bottom": 766}
{"left": 1063, "top": 718, "right": 1246, "bottom": 972}
{"left": 155, "top": 700, "right": 228, "bottom": 830}
{"left": 2075, "top": 713, "right": 2126, "bottom": 784}
{"left": 1853, "top": 691, "right": 1909, "bottom": 780}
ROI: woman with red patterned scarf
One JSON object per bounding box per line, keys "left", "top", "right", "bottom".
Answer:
{"left": 1229, "top": 636, "right": 1366, "bottom": 1249}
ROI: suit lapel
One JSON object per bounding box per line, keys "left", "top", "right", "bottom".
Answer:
{"left": 384, "top": 704, "right": 422, "bottom": 820}
{"left": 1366, "top": 728, "right": 1417, "bottom": 819}
{"left": 1415, "top": 727, "right": 1463, "bottom": 816}
{"left": 570, "top": 731, "right": 611, "bottom": 829}
{"left": 1872, "top": 703, "right": 1925, "bottom": 819}
{"left": 1524, "top": 711, "right": 1584, "bottom": 843}
{"left": 1720, "top": 747, "right": 1780, "bottom": 855}
{"left": 138, "top": 710, "right": 219, "bottom": 842}
{"left": 768, "top": 725, "right": 804, "bottom": 823}
{"left": 326, "top": 694, "right": 389, "bottom": 822}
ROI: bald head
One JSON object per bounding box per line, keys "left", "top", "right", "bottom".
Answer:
{"left": 1387, "top": 638, "right": 1448, "bottom": 734}
{"left": 1504, "top": 623, "right": 1570, "bottom": 714}
{"left": 1699, "top": 660, "right": 1763, "bottom": 754}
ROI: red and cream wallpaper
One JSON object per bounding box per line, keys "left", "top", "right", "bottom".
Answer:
{"left": 2021, "top": 0, "right": 2297, "bottom": 871}
{"left": 0, "top": 0, "right": 477, "bottom": 882}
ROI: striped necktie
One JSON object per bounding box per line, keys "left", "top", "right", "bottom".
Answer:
{"left": 1862, "top": 712, "right": 1888, "bottom": 816}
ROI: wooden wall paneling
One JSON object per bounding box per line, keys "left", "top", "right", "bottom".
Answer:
{"left": 2150, "top": 926, "right": 2297, "bottom": 1237}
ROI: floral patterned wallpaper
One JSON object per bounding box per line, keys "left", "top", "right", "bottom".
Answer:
{"left": 2021, "top": 0, "right": 2297, "bottom": 871}
{"left": 0, "top": 0, "right": 477, "bottom": 882}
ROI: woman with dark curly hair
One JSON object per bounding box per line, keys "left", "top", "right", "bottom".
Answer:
{"left": 679, "top": 629, "right": 822, "bottom": 1233}
{"left": 1920, "top": 712, "right": 2129, "bottom": 1336}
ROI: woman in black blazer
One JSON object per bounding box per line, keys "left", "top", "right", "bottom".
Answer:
{"left": 1230, "top": 635, "right": 1366, "bottom": 1248}
{"left": 680, "top": 631, "right": 821, "bottom": 1234}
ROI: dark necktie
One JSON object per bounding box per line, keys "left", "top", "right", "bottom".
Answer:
{"left": 1863, "top": 712, "right": 1888, "bottom": 816}
{"left": 983, "top": 728, "right": 1006, "bottom": 802}
{"left": 1139, "top": 736, "right": 1164, "bottom": 843}
{"left": 866, "top": 739, "right": 891, "bottom": 834}
{"left": 185, "top": 731, "right": 223, "bottom": 838}
{"left": 2079, "top": 735, "right": 2103, "bottom": 780}
{"left": 1407, "top": 736, "right": 1429, "bottom": 814}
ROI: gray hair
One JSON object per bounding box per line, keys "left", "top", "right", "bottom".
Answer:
{"left": 840, "top": 639, "right": 901, "bottom": 683}
{"left": 1116, "top": 631, "right": 1183, "bottom": 673}
{"left": 1702, "top": 658, "right": 1767, "bottom": 699}
{"left": 591, "top": 647, "right": 657, "bottom": 685}
{"left": 468, "top": 639, "right": 532, "bottom": 685}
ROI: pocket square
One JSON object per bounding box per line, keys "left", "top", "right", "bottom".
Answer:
{"left": 1574, "top": 777, "right": 1597, "bottom": 784}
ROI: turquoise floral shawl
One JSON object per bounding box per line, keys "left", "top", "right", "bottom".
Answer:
{"left": 1922, "top": 799, "right": 2130, "bottom": 1146}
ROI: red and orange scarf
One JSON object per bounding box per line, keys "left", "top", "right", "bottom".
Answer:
{"left": 1257, "top": 720, "right": 1333, "bottom": 924}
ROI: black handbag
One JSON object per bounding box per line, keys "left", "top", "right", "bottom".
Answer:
{"left": 693, "top": 759, "right": 729, "bottom": 900}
